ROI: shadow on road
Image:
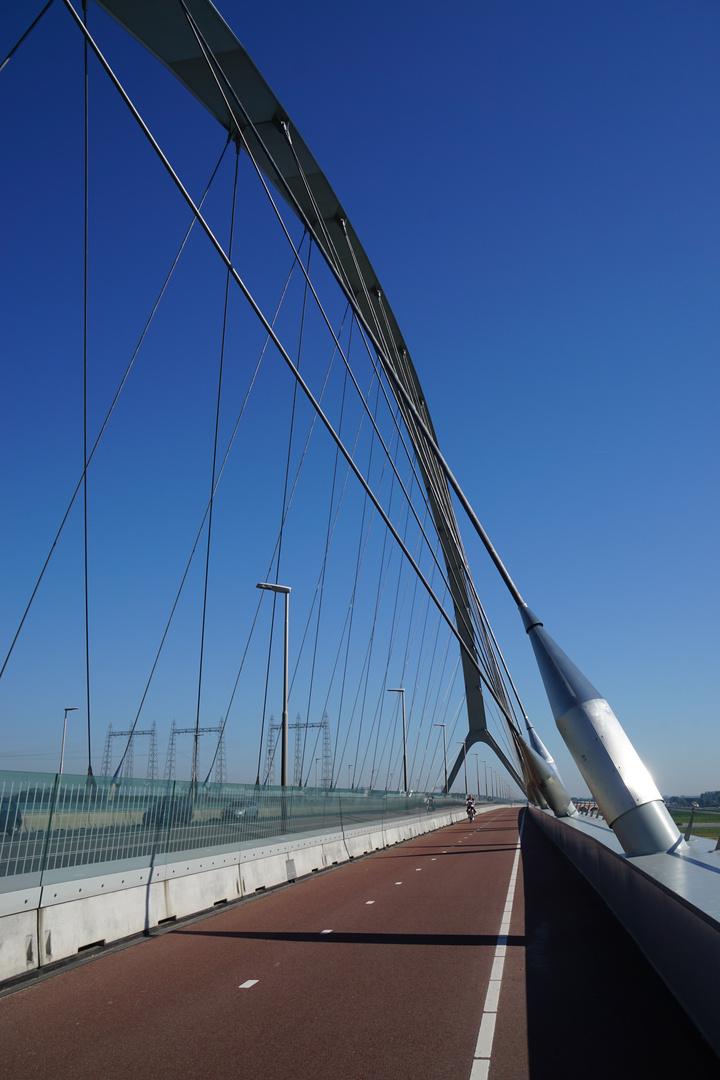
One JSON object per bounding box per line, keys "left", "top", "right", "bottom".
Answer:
{"left": 173, "top": 927, "right": 525, "bottom": 948}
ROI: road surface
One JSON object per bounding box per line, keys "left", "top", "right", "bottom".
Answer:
{"left": 1, "top": 808, "right": 716, "bottom": 1078}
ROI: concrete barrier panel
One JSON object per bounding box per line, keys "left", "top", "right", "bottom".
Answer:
{"left": 283, "top": 844, "right": 324, "bottom": 880}
{"left": 321, "top": 839, "right": 349, "bottom": 866}
{"left": 0, "top": 910, "right": 38, "bottom": 981}
{"left": 164, "top": 865, "right": 241, "bottom": 920}
{"left": 38, "top": 880, "right": 168, "bottom": 966}
{"left": 240, "top": 851, "right": 295, "bottom": 894}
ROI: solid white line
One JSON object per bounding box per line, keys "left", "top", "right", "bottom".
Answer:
{"left": 469, "top": 813, "right": 524, "bottom": 1079}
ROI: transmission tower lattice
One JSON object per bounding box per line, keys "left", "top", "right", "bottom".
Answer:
{"left": 163, "top": 721, "right": 226, "bottom": 782}
{"left": 100, "top": 721, "right": 159, "bottom": 779}
{"left": 264, "top": 714, "right": 332, "bottom": 787}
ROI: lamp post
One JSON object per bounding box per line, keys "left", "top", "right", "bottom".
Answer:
{"left": 59, "top": 708, "right": 78, "bottom": 777}
{"left": 434, "top": 723, "right": 447, "bottom": 794}
{"left": 472, "top": 753, "right": 480, "bottom": 801}
{"left": 457, "top": 740, "right": 468, "bottom": 793}
{"left": 256, "top": 582, "right": 291, "bottom": 787}
{"left": 387, "top": 688, "right": 408, "bottom": 792}
{"left": 480, "top": 759, "right": 487, "bottom": 799}
{"left": 315, "top": 758, "right": 320, "bottom": 790}
{"left": 348, "top": 763, "right": 354, "bottom": 789}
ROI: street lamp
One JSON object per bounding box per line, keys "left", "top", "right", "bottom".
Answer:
{"left": 387, "top": 688, "right": 408, "bottom": 792}
{"left": 472, "top": 753, "right": 480, "bottom": 801}
{"left": 457, "top": 740, "right": 468, "bottom": 793}
{"left": 59, "top": 708, "right": 78, "bottom": 777}
{"left": 434, "top": 723, "right": 447, "bottom": 794}
{"left": 315, "top": 758, "right": 320, "bottom": 790}
{"left": 480, "top": 759, "right": 487, "bottom": 799}
{"left": 256, "top": 582, "right": 291, "bottom": 787}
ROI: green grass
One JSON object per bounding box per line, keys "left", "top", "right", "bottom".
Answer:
{"left": 669, "top": 809, "right": 720, "bottom": 840}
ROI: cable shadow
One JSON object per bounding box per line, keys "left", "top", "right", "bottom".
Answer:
{"left": 173, "top": 927, "right": 525, "bottom": 948}
{"left": 379, "top": 845, "right": 519, "bottom": 858}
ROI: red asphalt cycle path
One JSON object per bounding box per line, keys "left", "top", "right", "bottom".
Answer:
{"left": 0, "top": 808, "right": 717, "bottom": 1079}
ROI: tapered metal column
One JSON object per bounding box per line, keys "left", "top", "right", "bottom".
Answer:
{"left": 519, "top": 605, "right": 681, "bottom": 856}
{"left": 517, "top": 734, "right": 575, "bottom": 817}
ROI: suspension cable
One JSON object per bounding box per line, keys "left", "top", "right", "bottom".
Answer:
{"left": 192, "top": 142, "right": 240, "bottom": 782}
{"left": 0, "top": 138, "right": 231, "bottom": 690}
{"left": 62, "top": 4, "right": 521, "bottom": 736}
{"left": 175, "top": 2, "right": 485, "bottom": 664}
{"left": 0, "top": 0, "right": 56, "bottom": 73}
{"left": 82, "top": 0, "right": 94, "bottom": 783}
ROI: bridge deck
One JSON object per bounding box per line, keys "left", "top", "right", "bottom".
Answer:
{"left": 0, "top": 807, "right": 717, "bottom": 1078}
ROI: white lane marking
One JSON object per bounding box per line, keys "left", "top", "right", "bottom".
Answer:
{"left": 469, "top": 814, "right": 524, "bottom": 1080}
{"left": 415, "top": 868, "right": 422, "bottom": 871}
{"left": 239, "top": 980, "right": 258, "bottom": 989}
{"left": 470, "top": 1060, "right": 490, "bottom": 1080}
{"left": 395, "top": 881, "right": 403, "bottom": 885}
{"left": 474, "top": 1012, "right": 496, "bottom": 1058}
{"left": 321, "top": 929, "right": 332, "bottom": 934}
{"left": 365, "top": 900, "right": 375, "bottom": 904}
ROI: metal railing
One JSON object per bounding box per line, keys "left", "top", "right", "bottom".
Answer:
{"left": 678, "top": 805, "right": 720, "bottom": 848}
{"left": 0, "top": 770, "right": 464, "bottom": 890}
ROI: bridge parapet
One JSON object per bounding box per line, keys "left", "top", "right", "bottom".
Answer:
{"left": 530, "top": 806, "right": 720, "bottom": 1056}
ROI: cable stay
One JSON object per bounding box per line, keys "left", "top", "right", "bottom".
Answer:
{"left": 4, "top": 2, "right": 538, "bottom": 795}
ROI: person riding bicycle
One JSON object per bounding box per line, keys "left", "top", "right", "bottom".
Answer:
{"left": 465, "top": 794, "right": 476, "bottom": 819}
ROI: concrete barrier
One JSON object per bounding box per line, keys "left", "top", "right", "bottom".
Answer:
{"left": 529, "top": 806, "right": 720, "bottom": 1056}
{"left": 0, "top": 806, "right": 468, "bottom": 984}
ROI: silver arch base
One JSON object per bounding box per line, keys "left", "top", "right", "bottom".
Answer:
{"left": 611, "top": 799, "right": 685, "bottom": 857}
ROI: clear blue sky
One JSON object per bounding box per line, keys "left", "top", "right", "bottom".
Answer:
{"left": 1, "top": 0, "right": 718, "bottom": 796}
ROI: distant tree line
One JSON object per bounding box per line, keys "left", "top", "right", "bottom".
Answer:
{"left": 667, "top": 792, "right": 720, "bottom": 807}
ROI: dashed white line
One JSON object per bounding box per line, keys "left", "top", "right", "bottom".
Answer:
{"left": 365, "top": 900, "right": 375, "bottom": 905}
{"left": 469, "top": 815, "right": 524, "bottom": 1080}
{"left": 239, "top": 980, "right": 258, "bottom": 989}
{"left": 321, "top": 929, "right": 332, "bottom": 934}
{"left": 395, "top": 881, "right": 403, "bottom": 885}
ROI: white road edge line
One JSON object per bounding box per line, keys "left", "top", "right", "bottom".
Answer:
{"left": 469, "top": 813, "right": 524, "bottom": 1080}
